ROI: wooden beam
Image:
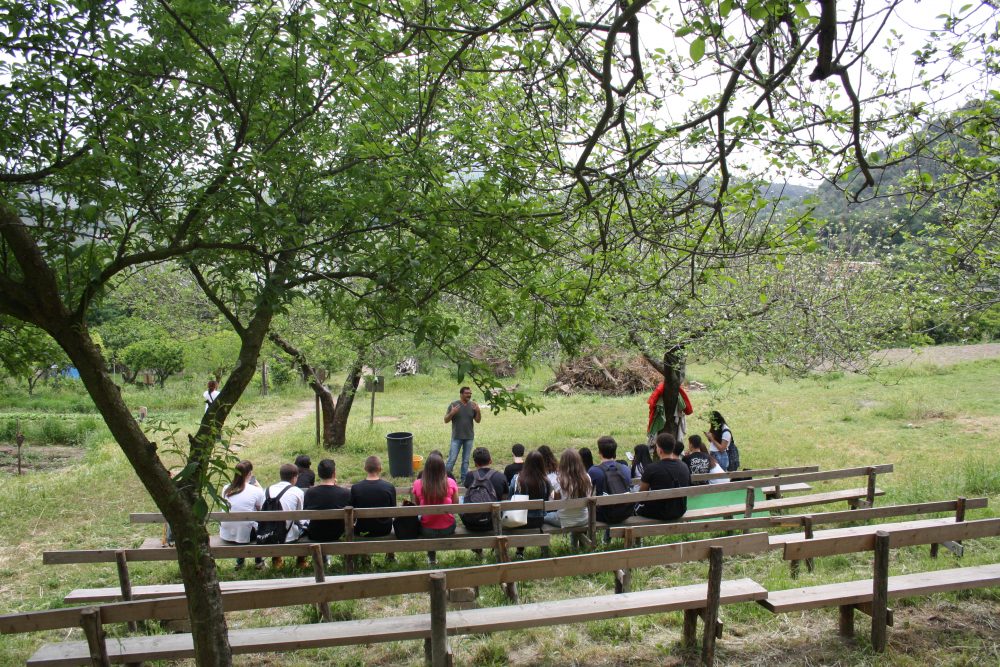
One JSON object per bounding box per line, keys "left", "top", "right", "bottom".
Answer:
{"left": 871, "top": 531, "right": 890, "bottom": 653}
{"left": 701, "top": 546, "right": 723, "bottom": 666}
{"left": 429, "top": 573, "right": 448, "bottom": 667}
{"left": 79, "top": 608, "right": 110, "bottom": 667}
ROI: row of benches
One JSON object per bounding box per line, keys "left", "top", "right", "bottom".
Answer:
{"left": 6, "top": 517, "right": 999, "bottom": 666}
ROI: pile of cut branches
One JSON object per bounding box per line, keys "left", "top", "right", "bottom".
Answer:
{"left": 545, "top": 353, "right": 661, "bottom": 395}
{"left": 470, "top": 346, "right": 518, "bottom": 378}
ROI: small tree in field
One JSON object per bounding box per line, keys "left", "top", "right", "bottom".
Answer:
{"left": 121, "top": 338, "right": 185, "bottom": 388}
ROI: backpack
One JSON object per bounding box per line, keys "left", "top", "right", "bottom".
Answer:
{"left": 598, "top": 461, "right": 633, "bottom": 523}
{"left": 723, "top": 428, "right": 740, "bottom": 472}
{"left": 461, "top": 469, "right": 500, "bottom": 529}
{"left": 254, "top": 485, "right": 293, "bottom": 545}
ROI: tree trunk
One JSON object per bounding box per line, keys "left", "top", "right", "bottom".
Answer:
{"left": 331, "top": 351, "right": 365, "bottom": 448}
{"left": 659, "top": 346, "right": 684, "bottom": 440}
{"left": 268, "top": 333, "right": 339, "bottom": 448}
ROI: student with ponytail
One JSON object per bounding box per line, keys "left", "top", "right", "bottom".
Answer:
{"left": 219, "top": 460, "right": 265, "bottom": 569}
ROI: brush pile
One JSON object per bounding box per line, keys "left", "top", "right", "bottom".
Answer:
{"left": 544, "top": 353, "right": 661, "bottom": 395}
{"left": 471, "top": 346, "right": 518, "bottom": 378}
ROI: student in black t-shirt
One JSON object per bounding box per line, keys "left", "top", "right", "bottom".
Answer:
{"left": 350, "top": 455, "right": 397, "bottom": 537}
{"left": 303, "top": 459, "right": 351, "bottom": 541}
{"left": 636, "top": 433, "right": 691, "bottom": 521}
{"left": 503, "top": 443, "right": 525, "bottom": 484}
{"left": 683, "top": 434, "right": 713, "bottom": 483}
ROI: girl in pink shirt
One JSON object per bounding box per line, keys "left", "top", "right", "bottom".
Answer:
{"left": 413, "top": 451, "right": 459, "bottom": 537}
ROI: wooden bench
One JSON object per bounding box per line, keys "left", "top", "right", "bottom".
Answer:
{"left": 6, "top": 533, "right": 772, "bottom": 667}
{"left": 759, "top": 517, "right": 1000, "bottom": 652}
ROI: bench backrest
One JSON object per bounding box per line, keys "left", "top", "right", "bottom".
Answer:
{"left": 782, "top": 517, "right": 1000, "bottom": 561}
{"left": 5, "top": 532, "right": 769, "bottom": 634}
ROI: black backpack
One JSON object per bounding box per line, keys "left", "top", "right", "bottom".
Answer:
{"left": 598, "top": 461, "right": 633, "bottom": 523}
{"left": 461, "top": 469, "right": 500, "bottom": 529}
{"left": 723, "top": 427, "right": 740, "bottom": 472}
{"left": 255, "top": 485, "right": 293, "bottom": 545}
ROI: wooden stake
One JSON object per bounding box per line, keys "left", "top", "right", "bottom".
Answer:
{"left": 838, "top": 604, "right": 854, "bottom": 637}
{"left": 80, "top": 607, "right": 110, "bottom": 667}
{"left": 871, "top": 530, "right": 890, "bottom": 653}
{"left": 701, "top": 546, "right": 723, "bottom": 666}
{"left": 803, "top": 516, "right": 815, "bottom": 574}
{"left": 429, "top": 572, "right": 449, "bottom": 667}
{"left": 343, "top": 506, "right": 355, "bottom": 574}
{"left": 865, "top": 468, "right": 877, "bottom": 507}
{"left": 114, "top": 550, "right": 137, "bottom": 632}
{"left": 496, "top": 537, "right": 517, "bottom": 603}
{"left": 587, "top": 498, "right": 597, "bottom": 546}
{"left": 683, "top": 609, "right": 699, "bottom": 649}
{"left": 311, "top": 544, "right": 331, "bottom": 622}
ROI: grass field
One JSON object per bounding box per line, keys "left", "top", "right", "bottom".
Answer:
{"left": 1, "top": 355, "right": 999, "bottom": 665}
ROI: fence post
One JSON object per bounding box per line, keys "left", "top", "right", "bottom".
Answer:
{"left": 701, "top": 546, "right": 723, "bottom": 666}
{"left": 622, "top": 528, "right": 635, "bottom": 592}
{"left": 865, "top": 467, "right": 877, "bottom": 507}
{"left": 871, "top": 530, "right": 890, "bottom": 653}
{"left": 80, "top": 607, "right": 111, "bottom": 667}
{"left": 587, "top": 498, "right": 597, "bottom": 547}
{"left": 343, "top": 506, "right": 355, "bottom": 574}
{"left": 429, "top": 572, "right": 450, "bottom": 667}
{"left": 496, "top": 536, "right": 517, "bottom": 603}
{"left": 490, "top": 503, "right": 502, "bottom": 536}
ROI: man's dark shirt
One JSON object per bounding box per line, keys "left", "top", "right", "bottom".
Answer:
{"left": 637, "top": 459, "right": 691, "bottom": 520}
{"left": 350, "top": 479, "right": 397, "bottom": 536}
{"left": 463, "top": 467, "right": 509, "bottom": 501}
{"left": 303, "top": 484, "right": 351, "bottom": 541}
{"left": 503, "top": 462, "right": 524, "bottom": 484}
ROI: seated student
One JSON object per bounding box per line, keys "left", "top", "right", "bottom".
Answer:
{"left": 265, "top": 463, "right": 306, "bottom": 568}
{"left": 683, "top": 435, "right": 713, "bottom": 482}
{"left": 304, "top": 459, "right": 351, "bottom": 542}
{"left": 537, "top": 445, "right": 561, "bottom": 495}
{"left": 509, "top": 450, "right": 553, "bottom": 557}
{"left": 543, "top": 448, "right": 592, "bottom": 529}
{"left": 413, "top": 452, "right": 459, "bottom": 564}
{"left": 630, "top": 444, "right": 653, "bottom": 491}
{"left": 462, "top": 447, "right": 509, "bottom": 531}
{"left": 219, "top": 460, "right": 265, "bottom": 570}
{"left": 294, "top": 454, "right": 315, "bottom": 489}
{"left": 590, "top": 436, "right": 634, "bottom": 524}
{"left": 350, "top": 455, "right": 397, "bottom": 538}
{"left": 504, "top": 443, "right": 526, "bottom": 484}
{"left": 635, "top": 433, "right": 691, "bottom": 521}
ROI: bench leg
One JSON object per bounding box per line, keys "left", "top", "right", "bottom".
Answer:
{"left": 701, "top": 546, "right": 723, "bottom": 666}
{"left": 871, "top": 531, "right": 890, "bottom": 653}
{"left": 838, "top": 605, "right": 854, "bottom": 637}
{"left": 682, "top": 609, "right": 699, "bottom": 649}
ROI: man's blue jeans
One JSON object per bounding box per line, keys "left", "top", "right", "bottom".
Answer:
{"left": 447, "top": 438, "right": 474, "bottom": 480}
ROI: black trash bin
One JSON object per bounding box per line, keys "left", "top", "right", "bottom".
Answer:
{"left": 386, "top": 432, "right": 414, "bottom": 478}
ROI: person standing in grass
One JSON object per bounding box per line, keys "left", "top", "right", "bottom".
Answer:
{"left": 203, "top": 379, "right": 220, "bottom": 412}
{"left": 444, "top": 386, "right": 482, "bottom": 481}
{"left": 705, "top": 411, "right": 739, "bottom": 472}
{"left": 219, "top": 460, "right": 265, "bottom": 570}
{"left": 413, "top": 452, "right": 459, "bottom": 564}
{"left": 636, "top": 433, "right": 691, "bottom": 521}
{"left": 543, "top": 449, "right": 592, "bottom": 529}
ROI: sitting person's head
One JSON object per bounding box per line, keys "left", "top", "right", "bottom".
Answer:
{"left": 511, "top": 443, "right": 525, "bottom": 461}
{"left": 421, "top": 451, "right": 449, "bottom": 501}
{"left": 279, "top": 463, "right": 298, "bottom": 483}
{"left": 317, "top": 458, "right": 336, "bottom": 482}
{"left": 364, "top": 455, "right": 382, "bottom": 478}
{"left": 537, "top": 445, "right": 558, "bottom": 474}
{"left": 632, "top": 444, "right": 652, "bottom": 468}
{"left": 655, "top": 433, "right": 681, "bottom": 459}
{"left": 294, "top": 454, "right": 311, "bottom": 471}
{"left": 472, "top": 446, "right": 492, "bottom": 469}
{"left": 596, "top": 436, "right": 617, "bottom": 461}
{"left": 688, "top": 434, "right": 707, "bottom": 454}
{"left": 578, "top": 447, "right": 595, "bottom": 469}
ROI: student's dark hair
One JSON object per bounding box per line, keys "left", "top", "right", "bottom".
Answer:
{"left": 207, "top": 379, "right": 218, "bottom": 391}
{"left": 631, "top": 444, "right": 653, "bottom": 476}
{"left": 558, "top": 449, "right": 592, "bottom": 500}
{"left": 225, "top": 460, "right": 253, "bottom": 498}
{"left": 364, "top": 455, "right": 382, "bottom": 474}
{"left": 578, "top": 447, "right": 595, "bottom": 469}
{"left": 673, "top": 439, "right": 685, "bottom": 456}
{"left": 317, "top": 459, "right": 335, "bottom": 480}
{"left": 709, "top": 411, "right": 726, "bottom": 429}
{"left": 517, "top": 451, "right": 549, "bottom": 497}
{"left": 688, "top": 434, "right": 708, "bottom": 454}
{"left": 511, "top": 443, "right": 525, "bottom": 457}
{"left": 655, "top": 432, "right": 677, "bottom": 456}
{"left": 472, "top": 447, "right": 491, "bottom": 467}
{"left": 421, "top": 452, "right": 449, "bottom": 503}
{"left": 279, "top": 463, "right": 298, "bottom": 482}
{"left": 294, "top": 454, "right": 311, "bottom": 469}
{"left": 596, "top": 436, "right": 617, "bottom": 459}
{"left": 537, "top": 445, "right": 558, "bottom": 474}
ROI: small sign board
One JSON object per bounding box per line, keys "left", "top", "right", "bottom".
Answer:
{"left": 365, "top": 375, "right": 385, "bottom": 392}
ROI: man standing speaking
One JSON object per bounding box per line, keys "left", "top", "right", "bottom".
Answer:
{"left": 444, "top": 386, "right": 482, "bottom": 480}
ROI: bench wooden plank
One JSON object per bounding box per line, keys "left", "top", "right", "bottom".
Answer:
{"left": 677, "top": 487, "right": 885, "bottom": 523}
{"left": 782, "top": 518, "right": 1000, "bottom": 561}
{"left": 28, "top": 579, "right": 767, "bottom": 666}
{"left": 759, "top": 563, "right": 1000, "bottom": 613}
{"left": 691, "top": 465, "right": 820, "bottom": 482}
{"left": 760, "top": 483, "right": 811, "bottom": 495}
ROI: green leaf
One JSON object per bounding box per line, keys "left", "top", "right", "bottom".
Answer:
{"left": 794, "top": 2, "right": 810, "bottom": 19}
{"left": 690, "top": 37, "right": 706, "bottom": 62}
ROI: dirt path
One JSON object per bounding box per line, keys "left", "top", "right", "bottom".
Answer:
{"left": 235, "top": 399, "right": 316, "bottom": 449}
{"left": 875, "top": 342, "right": 1000, "bottom": 366}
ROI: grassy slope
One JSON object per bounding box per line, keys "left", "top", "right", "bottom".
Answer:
{"left": 1, "top": 359, "right": 998, "bottom": 665}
